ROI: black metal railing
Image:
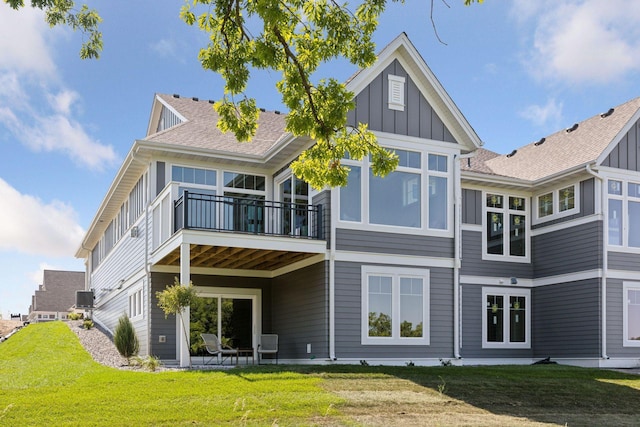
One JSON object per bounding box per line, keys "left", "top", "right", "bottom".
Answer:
{"left": 174, "top": 191, "right": 323, "bottom": 239}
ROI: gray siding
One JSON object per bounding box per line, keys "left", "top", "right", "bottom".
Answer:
{"left": 272, "top": 262, "right": 329, "bottom": 359}
{"left": 461, "top": 230, "right": 534, "bottom": 279}
{"left": 156, "top": 161, "right": 165, "bottom": 197}
{"left": 336, "top": 229, "right": 454, "bottom": 258}
{"left": 334, "top": 261, "right": 454, "bottom": 359}
{"left": 312, "top": 190, "right": 331, "bottom": 249}
{"left": 462, "top": 189, "right": 482, "bottom": 225}
{"left": 602, "top": 119, "right": 640, "bottom": 171}
{"left": 608, "top": 251, "right": 640, "bottom": 271}
{"left": 532, "top": 279, "right": 601, "bottom": 358}
{"left": 532, "top": 221, "right": 602, "bottom": 278}
{"left": 606, "top": 278, "right": 640, "bottom": 357}
{"left": 347, "top": 59, "right": 456, "bottom": 143}
{"left": 460, "top": 284, "right": 533, "bottom": 358}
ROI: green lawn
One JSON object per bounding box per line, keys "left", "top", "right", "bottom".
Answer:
{"left": 2, "top": 322, "right": 640, "bottom": 426}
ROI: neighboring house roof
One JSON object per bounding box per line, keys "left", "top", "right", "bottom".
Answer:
{"left": 147, "top": 94, "right": 289, "bottom": 156}
{"left": 463, "top": 97, "right": 640, "bottom": 183}
{"left": 30, "top": 270, "right": 85, "bottom": 313}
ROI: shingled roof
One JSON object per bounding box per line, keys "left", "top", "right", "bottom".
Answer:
{"left": 464, "top": 97, "right": 640, "bottom": 182}
{"left": 146, "top": 94, "right": 288, "bottom": 157}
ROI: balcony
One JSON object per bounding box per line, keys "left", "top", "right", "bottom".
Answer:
{"left": 174, "top": 191, "right": 323, "bottom": 239}
{"left": 151, "top": 189, "right": 326, "bottom": 273}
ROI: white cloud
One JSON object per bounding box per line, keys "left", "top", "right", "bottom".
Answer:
{"left": 519, "top": 98, "right": 564, "bottom": 128}
{"left": 513, "top": 0, "right": 640, "bottom": 84}
{"left": 0, "top": 3, "right": 56, "bottom": 74}
{"left": 0, "top": 178, "right": 85, "bottom": 258}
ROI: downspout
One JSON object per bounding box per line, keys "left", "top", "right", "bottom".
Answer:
{"left": 132, "top": 149, "right": 152, "bottom": 357}
{"left": 329, "top": 190, "right": 337, "bottom": 361}
{"left": 453, "top": 152, "right": 475, "bottom": 360}
{"left": 586, "top": 163, "right": 608, "bottom": 360}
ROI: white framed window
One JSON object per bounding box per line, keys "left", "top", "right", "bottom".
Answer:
{"left": 534, "top": 183, "right": 580, "bottom": 223}
{"left": 339, "top": 146, "right": 451, "bottom": 232}
{"left": 482, "top": 287, "right": 530, "bottom": 349}
{"left": 388, "top": 74, "right": 405, "bottom": 111}
{"left": 607, "top": 179, "right": 640, "bottom": 248}
{"left": 483, "top": 192, "right": 529, "bottom": 262}
{"left": 623, "top": 282, "right": 640, "bottom": 347}
{"left": 129, "top": 287, "right": 143, "bottom": 319}
{"left": 361, "top": 266, "right": 430, "bottom": 345}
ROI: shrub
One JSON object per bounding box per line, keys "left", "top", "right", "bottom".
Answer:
{"left": 114, "top": 315, "right": 139, "bottom": 360}
{"left": 68, "top": 312, "right": 83, "bottom": 321}
{"left": 83, "top": 319, "right": 94, "bottom": 330}
{"left": 130, "top": 355, "right": 162, "bottom": 372}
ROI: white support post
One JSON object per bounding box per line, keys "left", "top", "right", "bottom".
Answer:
{"left": 179, "top": 242, "right": 191, "bottom": 367}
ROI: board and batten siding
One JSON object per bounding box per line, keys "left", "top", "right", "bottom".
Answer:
{"left": 460, "top": 230, "right": 534, "bottom": 279}
{"left": 272, "top": 261, "right": 329, "bottom": 360}
{"left": 346, "top": 59, "right": 456, "bottom": 143}
{"left": 312, "top": 190, "right": 331, "bottom": 249}
{"left": 532, "top": 279, "right": 601, "bottom": 358}
{"left": 334, "top": 261, "right": 454, "bottom": 360}
{"left": 602, "top": 119, "right": 640, "bottom": 171}
{"left": 462, "top": 188, "right": 482, "bottom": 225}
{"left": 606, "top": 278, "right": 640, "bottom": 357}
{"left": 336, "top": 229, "right": 454, "bottom": 258}
{"left": 460, "top": 284, "right": 533, "bottom": 359}
{"left": 532, "top": 221, "right": 602, "bottom": 278}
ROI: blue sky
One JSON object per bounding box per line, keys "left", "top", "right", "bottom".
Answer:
{"left": 1, "top": 0, "right": 640, "bottom": 317}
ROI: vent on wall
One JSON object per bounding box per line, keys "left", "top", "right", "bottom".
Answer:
{"left": 388, "top": 74, "right": 406, "bottom": 111}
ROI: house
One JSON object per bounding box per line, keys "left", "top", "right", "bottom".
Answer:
{"left": 28, "top": 270, "right": 85, "bottom": 322}
{"left": 75, "top": 33, "right": 640, "bottom": 368}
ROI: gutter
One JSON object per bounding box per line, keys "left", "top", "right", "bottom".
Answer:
{"left": 585, "top": 163, "right": 608, "bottom": 360}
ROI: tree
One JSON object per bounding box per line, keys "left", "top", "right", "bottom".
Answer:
{"left": 9, "top": 0, "right": 482, "bottom": 188}
{"left": 156, "top": 277, "right": 200, "bottom": 367}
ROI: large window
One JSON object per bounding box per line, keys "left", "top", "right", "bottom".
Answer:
{"left": 361, "top": 266, "right": 430, "bottom": 345}
{"left": 624, "top": 282, "right": 640, "bottom": 347}
{"left": 484, "top": 193, "right": 528, "bottom": 260}
{"left": 340, "top": 147, "right": 450, "bottom": 231}
{"left": 482, "top": 287, "right": 530, "bottom": 349}
{"left": 608, "top": 179, "right": 640, "bottom": 248}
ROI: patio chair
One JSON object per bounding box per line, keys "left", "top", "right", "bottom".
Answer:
{"left": 201, "top": 333, "right": 238, "bottom": 365}
{"left": 257, "top": 334, "right": 278, "bottom": 365}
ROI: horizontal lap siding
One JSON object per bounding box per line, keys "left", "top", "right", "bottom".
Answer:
{"left": 532, "top": 279, "right": 601, "bottom": 358}
{"left": 334, "top": 261, "right": 454, "bottom": 360}
{"left": 461, "top": 285, "right": 533, "bottom": 358}
{"left": 461, "top": 230, "right": 533, "bottom": 278}
{"left": 608, "top": 252, "right": 640, "bottom": 271}
{"left": 532, "top": 221, "right": 602, "bottom": 278}
{"left": 272, "top": 262, "right": 328, "bottom": 359}
{"left": 336, "top": 229, "right": 454, "bottom": 258}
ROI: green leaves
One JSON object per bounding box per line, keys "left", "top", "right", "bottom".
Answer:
{"left": 156, "top": 277, "right": 200, "bottom": 319}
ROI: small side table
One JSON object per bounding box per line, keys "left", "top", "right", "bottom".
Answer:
{"left": 237, "top": 348, "right": 254, "bottom": 365}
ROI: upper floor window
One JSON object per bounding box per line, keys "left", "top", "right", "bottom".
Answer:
{"left": 172, "top": 166, "right": 217, "bottom": 186}
{"left": 484, "top": 192, "right": 528, "bottom": 261}
{"left": 608, "top": 179, "right": 640, "bottom": 248}
{"left": 339, "top": 148, "right": 450, "bottom": 232}
{"left": 535, "top": 183, "right": 579, "bottom": 223}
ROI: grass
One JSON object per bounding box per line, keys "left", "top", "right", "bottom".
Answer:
{"left": 2, "top": 322, "right": 640, "bottom": 426}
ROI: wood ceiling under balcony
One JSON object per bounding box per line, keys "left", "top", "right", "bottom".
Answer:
{"left": 156, "top": 244, "right": 321, "bottom": 271}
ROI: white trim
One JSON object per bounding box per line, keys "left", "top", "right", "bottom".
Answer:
{"left": 461, "top": 269, "right": 602, "bottom": 288}
{"left": 481, "top": 190, "right": 531, "bottom": 263}
{"left": 596, "top": 107, "right": 640, "bottom": 165}
{"left": 532, "top": 182, "right": 581, "bottom": 225}
{"left": 335, "top": 251, "right": 454, "bottom": 268}
{"left": 461, "top": 275, "right": 534, "bottom": 287}
{"left": 461, "top": 223, "right": 482, "bottom": 232}
{"left": 623, "top": 281, "right": 640, "bottom": 347}
{"left": 609, "top": 269, "right": 640, "bottom": 280}
{"left": 481, "top": 286, "right": 531, "bottom": 349}
{"left": 530, "top": 214, "right": 601, "bottom": 237}
{"left": 361, "top": 265, "right": 430, "bottom": 346}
